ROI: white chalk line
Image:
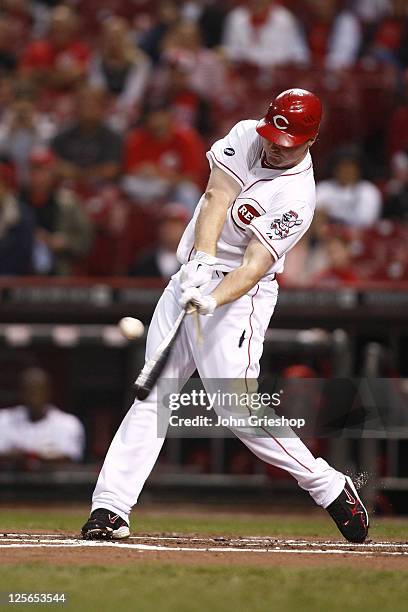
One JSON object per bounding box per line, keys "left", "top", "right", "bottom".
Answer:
{"left": 1, "top": 536, "right": 408, "bottom": 557}
{"left": 1, "top": 542, "right": 407, "bottom": 556}
{"left": 2, "top": 534, "right": 408, "bottom": 551}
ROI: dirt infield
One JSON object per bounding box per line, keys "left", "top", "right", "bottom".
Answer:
{"left": 2, "top": 531, "right": 408, "bottom": 569}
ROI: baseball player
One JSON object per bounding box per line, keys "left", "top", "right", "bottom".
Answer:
{"left": 82, "top": 89, "right": 369, "bottom": 543}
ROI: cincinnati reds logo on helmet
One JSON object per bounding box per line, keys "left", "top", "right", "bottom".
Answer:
{"left": 267, "top": 210, "right": 303, "bottom": 239}
{"left": 272, "top": 115, "right": 289, "bottom": 131}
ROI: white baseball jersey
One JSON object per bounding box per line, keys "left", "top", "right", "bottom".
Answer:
{"left": 316, "top": 179, "right": 382, "bottom": 228}
{"left": 0, "top": 405, "right": 85, "bottom": 461}
{"left": 177, "top": 120, "right": 316, "bottom": 276}
{"left": 91, "top": 120, "right": 346, "bottom": 524}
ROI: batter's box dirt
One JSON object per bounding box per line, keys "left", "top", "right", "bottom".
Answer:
{"left": 2, "top": 533, "right": 408, "bottom": 558}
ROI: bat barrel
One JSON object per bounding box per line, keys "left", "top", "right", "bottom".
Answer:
{"left": 134, "top": 342, "right": 173, "bottom": 400}
{"left": 133, "top": 308, "right": 188, "bottom": 401}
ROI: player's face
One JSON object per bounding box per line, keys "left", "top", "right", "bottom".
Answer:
{"left": 262, "top": 139, "right": 312, "bottom": 169}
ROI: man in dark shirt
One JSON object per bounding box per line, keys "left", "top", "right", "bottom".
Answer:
{"left": 0, "top": 17, "right": 17, "bottom": 75}
{"left": 23, "top": 148, "right": 93, "bottom": 275}
{"left": 384, "top": 151, "right": 408, "bottom": 221}
{"left": 130, "top": 202, "right": 189, "bottom": 278}
{"left": 52, "top": 85, "right": 122, "bottom": 187}
{"left": 0, "top": 161, "right": 33, "bottom": 275}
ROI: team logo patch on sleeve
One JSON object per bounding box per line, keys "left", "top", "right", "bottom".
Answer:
{"left": 237, "top": 203, "right": 260, "bottom": 225}
{"left": 224, "top": 147, "right": 235, "bottom": 156}
{"left": 267, "top": 210, "right": 303, "bottom": 239}
{"left": 231, "top": 198, "right": 263, "bottom": 231}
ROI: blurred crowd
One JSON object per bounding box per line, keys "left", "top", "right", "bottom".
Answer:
{"left": 0, "top": 0, "right": 407, "bottom": 283}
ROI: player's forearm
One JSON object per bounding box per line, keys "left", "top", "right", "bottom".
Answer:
{"left": 210, "top": 263, "right": 264, "bottom": 306}
{"left": 194, "top": 189, "right": 231, "bottom": 256}
{"left": 210, "top": 237, "right": 274, "bottom": 306}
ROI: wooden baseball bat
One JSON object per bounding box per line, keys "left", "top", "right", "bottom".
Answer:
{"left": 134, "top": 308, "right": 188, "bottom": 400}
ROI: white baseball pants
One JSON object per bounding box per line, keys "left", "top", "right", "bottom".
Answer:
{"left": 92, "top": 272, "right": 345, "bottom": 522}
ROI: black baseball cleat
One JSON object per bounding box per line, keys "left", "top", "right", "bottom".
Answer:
{"left": 326, "top": 476, "right": 369, "bottom": 543}
{"left": 81, "top": 508, "right": 130, "bottom": 540}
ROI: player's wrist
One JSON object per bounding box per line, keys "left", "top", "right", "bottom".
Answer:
{"left": 205, "top": 294, "right": 217, "bottom": 315}
{"left": 193, "top": 251, "right": 218, "bottom": 266}
{"left": 179, "top": 289, "right": 217, "bottom": 316}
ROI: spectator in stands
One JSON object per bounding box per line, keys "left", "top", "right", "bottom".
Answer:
{"left": 0, "top": 16, "right": 17, "bottom": 75}
{"left": 130, "top": 202, "right": 189, "bottom": 277}
{"left": 0, "top": 92, "right": 55, "bottom": 185}
{"left": 199, "top": 0, "right": 231, "bottom": 48}
{"left": 303, "top": 0, "right": 362, "bottom": 70}
{"left": 79, "top": 184, "right": 158, "bottom": 276}
{"left": 312, "top": 232, "right": 359, "bottom": 284}
{"left": 0, "top": 75, "right": 13, "bottom": 120}
{"left": 162, "top": 20, "right": 229, "bottom": 101}
{"left": 354, "top": 0, "right": 390, "bottom": 24}
{"left": 22, "top": 147, "right": 93, "bottom": 276}
{"left": 363, "top": 0, "right": 408, "bottom": 70}
{"left": 0, "top": 161, "right": 34, "bottom": 275}
{"left": 0, "top": 367, "right": 85, "bottom": 465}
{"left": 89, "top": 16, "right": 151, "bottom": 132}
{"left": 152, "top": 53, "right": 212, "bottom": 136}
{"left": 183, "top": 0, "right": 229, "bottom": 49}
{"left": 386, "top": 72, "right": 408, "bottom": 159}
{"left": 316, "top": 149, "right": 382, "bottom": 227}
{"left": 280, "top": 216, "right": 328, "bottom": 286}
{"left": 383, "top": 150, "right": 408, "bottom": 220}
{"left": 20, "top": 5, "right": 90, "bottom": 91}
{"left": 222, "top": 0, "right": 309, "bottom": 67}
{"left": 122, "top": 100, "right": 205, "bottom": 214}
{"left": 138, "top": 0, "right": 181, "bottom": 65}
{"left": 51, "top": 85, "right": 122, "bottom": 187}
{"left": 72, "top": 0, "right": 154, "bottom": 35}
{"left": 0, "top": 0, "right": 34, "bottom": 56}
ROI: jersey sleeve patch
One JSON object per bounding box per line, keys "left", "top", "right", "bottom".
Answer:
{"left": 266, "top": 210, "right": 303, "bottom": 239}
{"left": 230, "top": 197, "right": 265, "bottom": 231}
{"left": 247, "top": 202, "right": 313, "bottom": 261}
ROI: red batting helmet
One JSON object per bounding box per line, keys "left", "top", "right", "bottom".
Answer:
{"left": 256, "top": 88, "right": 322, "bottom": 147}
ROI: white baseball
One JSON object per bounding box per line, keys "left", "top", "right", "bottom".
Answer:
{"left": 118, "top": 317, "right": 145, "bottom": 339}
